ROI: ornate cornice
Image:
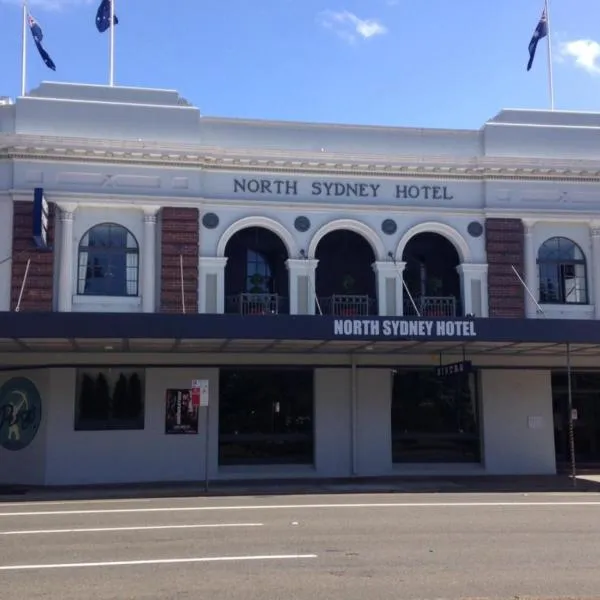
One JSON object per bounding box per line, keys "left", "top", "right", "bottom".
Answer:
{"left": 2, "top": 133, "right": 600, "bottom": 181}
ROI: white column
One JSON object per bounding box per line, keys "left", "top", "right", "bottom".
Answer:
{"left": 372, "top": 261, "right": 402, "bottom": 316}
{"left": 523, "top": 221, "right": 538, "bottom": 318}
{"left": 57, "top": 205, "right": 76, "bottom": 312}
{"left": 395, "top": 261, "right": 407, "bottom": 316}
{"left": 142, "top": 209, "right": 158, "bottom": 313}
{"left": 456, "top": 263, "right": 489, "bottom": 317}
{"left": 286, "top": 258, "right": 319, "bottom": 315}
{"left": 198, "top": 257, "right": 228, "bottom": 313}
{"left": 591, "top": 225, "right": 600, "bottom": 319}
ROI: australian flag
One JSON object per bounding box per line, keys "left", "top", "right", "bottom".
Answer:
{"left": 28, "top": 14, "right": 56, "bottom": 71}
{"left": 527, "top": 8, "right": 548, "bottom": 71}
{"left": 96, "top": 0, "right": 119, "bottom": 33}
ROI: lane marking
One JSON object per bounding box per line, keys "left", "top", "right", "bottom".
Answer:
{"left": 0, "top": 523, "right": 264, "bottom": 536}
{"left": 0, "top": 554, "right": 318, "bottom": 571}
{"left": 3, "top": 501, "right": 600, "bottom": 517}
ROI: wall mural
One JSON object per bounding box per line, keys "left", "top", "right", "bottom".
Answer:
{"left": 0, "top": 377, "right": 42, "bottom": 451}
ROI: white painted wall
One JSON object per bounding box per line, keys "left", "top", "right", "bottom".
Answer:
{"left": 0, "top": 370, "right": 48, "bottom": 486}
{"left": 480, "top": 369, "right": 556, "bottom": 475}
{"left": 0, "top": 192, "right": 13, "bottom": 311}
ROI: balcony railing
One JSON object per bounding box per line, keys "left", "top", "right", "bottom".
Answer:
{"left": 404, "top": 296, "right": 458, "bottom": 317}
{"left": 319, "top": 294, "right": 375, "bottom": 316}
{"left": 226, "top": 293, "right": 287, "bottom": 315}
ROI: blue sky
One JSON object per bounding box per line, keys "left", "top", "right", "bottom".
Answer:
{"left": 1, "top": 0, "right": 600, "bottom": 129}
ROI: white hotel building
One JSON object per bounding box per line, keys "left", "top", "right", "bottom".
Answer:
{"left": 0, "top": 81, "right": 599, "bottom": 487}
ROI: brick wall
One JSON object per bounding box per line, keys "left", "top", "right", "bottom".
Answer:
{"left": 10, "top": 201, "right": 55, "bottom": 312}
{"left": 160, "top": 207, "right": 199, "bottom": 313}
{"left": 485, "top": 218, "right": 525, "bottom": 318}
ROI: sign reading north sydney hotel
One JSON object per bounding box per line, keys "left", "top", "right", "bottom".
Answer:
{"left": 233, "top": 178, "right": 454, "bottom": 201}
{"left": 334, "top": 318, "right": 477, "bottom": 338}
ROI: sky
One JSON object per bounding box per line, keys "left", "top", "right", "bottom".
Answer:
{"left": 1, "top": 0, "right": 600, "bottom": 130}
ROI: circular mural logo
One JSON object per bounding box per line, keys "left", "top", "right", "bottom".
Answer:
{"left": 0, "top": 378, "right": 42, "bottom": 451}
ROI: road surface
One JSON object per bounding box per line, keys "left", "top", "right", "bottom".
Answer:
{"left": 0, "top": 492, "right": 599, "bottom": 599}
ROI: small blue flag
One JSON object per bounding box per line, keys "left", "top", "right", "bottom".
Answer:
{"left": 28, "top": 14, "right": 56, "bottom": 71}
{"left": 96, "top": 0, "right": 118, "bottom": 33}
{"left": 527, "top": 8, "right": 548, "bottom": 71}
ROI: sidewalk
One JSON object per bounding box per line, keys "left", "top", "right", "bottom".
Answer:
{"left": 1, "top": 474, "right": 600, "bottom": 503}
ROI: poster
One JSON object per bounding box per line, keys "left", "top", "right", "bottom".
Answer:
{"left": 165, "top": 389, "right": 199, "bottom": 434}
{"left": 191, "top": 379, "right": 209, "bottom": 407}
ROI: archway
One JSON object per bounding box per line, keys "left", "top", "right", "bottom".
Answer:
{"left": 224, "top": 227, "right": 289, "bottom": 315}
{"left": 401, "top": 232, "right": 461, "bottom": 317}
{"left": 314, "top": 230, "right": 377, "bottom": 316}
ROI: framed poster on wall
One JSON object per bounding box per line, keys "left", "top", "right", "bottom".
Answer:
{"left": 165, "top": 389, "right": 199, "bottom": 434}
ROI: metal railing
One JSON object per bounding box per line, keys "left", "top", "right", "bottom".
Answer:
{"left": 319, "top": 294, "right": 375, "bottom": 316}
{"left": 404, "top": 296, "right": 457, "bottom": 317}
{"left": 226, "top": 293, "right": 286, "bottom": 315}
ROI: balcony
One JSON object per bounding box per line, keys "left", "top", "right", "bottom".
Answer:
{"left": 319, "top": 294, "right": 376, "bottom": 316}
{"left": 226, "top": 293, "right": 287, "bottom": 315}
{"left": 404, "top": 296, "right": 458, "bottom": 318}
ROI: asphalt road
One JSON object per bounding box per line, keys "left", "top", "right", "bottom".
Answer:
{"left": 0, "top": 492, "right": 599, "bottom": 600}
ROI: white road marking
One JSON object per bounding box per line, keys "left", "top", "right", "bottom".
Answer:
{"left": 2, "top": 500, "right": 600, "bottom": 517}
{"left": 0, "top": 523, "right": 264, "bottom": 536}
{"left": 0, "top": 554, "right": 319, "bottom": 571}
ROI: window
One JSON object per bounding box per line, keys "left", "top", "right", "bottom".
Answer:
{"left": 219, "top": 368, "right": 314, "bottom": 465}
{"left": 537, "top": 237, "right": 587, "bottom": 304}
{"left": 78, "top": 223, "right": 139, "bottom": 297}
{"left": 391, "top": 369, "right": 480, "bottom": 463}
{"left": 75, "top": 368, "right": 145, "bottom": 431}
{"left": 246, "top": 249, "right": 272, "bottom": 293}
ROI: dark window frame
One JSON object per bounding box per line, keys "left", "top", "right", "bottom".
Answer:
{"left": 77, "top": 223, "right": 140, "bottom": 298}
{"left": 537, "top": 236, "right": 588, "bottom": 305}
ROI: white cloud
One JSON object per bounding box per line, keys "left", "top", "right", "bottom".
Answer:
{"left": 319, "top": 10, "right": 388, "bottom": 43}
{"left": 0, "top": 0, "right": 93, "bottom": 11}
{"left": 560, "top": 39, "right": 600, "bottom": 75}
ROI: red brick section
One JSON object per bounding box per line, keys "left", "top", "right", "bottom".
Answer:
{"left": 160, "top": 207, "right": 199, "bottom": 313}
{"left": 10, "top": 201, "right": 56, "bottom": 312}
{"left": 485, "top": 218, "right": 525, "bottom": 318}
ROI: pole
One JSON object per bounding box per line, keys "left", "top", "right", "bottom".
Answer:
{"left": 109, "top": 0, "right": 115, "bottom": 86}
{"left": 21, "top": 1, "right": 27, "bottom": 97}
{"left": 204, "top": 404, "right": 210, "bottom": 493}
{"left": 15, "top": 258, "right": 31, "bottom": 312}
{"left": 179, "top": 254, "right": 186, "bottom": 314}
{"left": 566, "top": 343, "right": 577, "bottom": 487}
{"left": 545, "top": 0, "right": 555, "bottom": 110}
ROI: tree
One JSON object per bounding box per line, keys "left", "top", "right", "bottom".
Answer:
{"left": 112, "top": 374, "right": 128, "bottom": 419}
{"left": 78, "top": 374, "right": 96, "bottom": 421}
{"left": 127, "top": 373, "right": 143, "bottom": 420}
{"left": 94, "top": 373, "right": 111, "bottom": 421}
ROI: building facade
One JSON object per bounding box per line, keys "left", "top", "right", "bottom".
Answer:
{"left": 1, "top": 82, "right": 600, "bottom": 486}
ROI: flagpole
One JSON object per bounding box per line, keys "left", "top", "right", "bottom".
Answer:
{"left": 545, "top": 0, "right": 555, "bottom": 110}
{"left": 21, "top": 0, "right": 27, "bottom": 96}
{"left": 109, "top": 0, "right": 115, "bottom": 86}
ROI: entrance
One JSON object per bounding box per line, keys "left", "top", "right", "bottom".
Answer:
{"left": 553, "top": 371, "right": 600, "bottom": 464}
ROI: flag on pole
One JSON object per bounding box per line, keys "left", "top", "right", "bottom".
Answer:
{"left": 96, "top": 0, "right": 118, "bottom": 33}
{"left": 527, "top": 7, "right": 548, "bottom": 71}
{"left": 28, "top": 13, "right": 56, "bottom": 71}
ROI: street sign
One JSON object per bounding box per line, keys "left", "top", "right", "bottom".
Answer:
{"left": 191, "top": 379, "right": 209, "bottom": 407}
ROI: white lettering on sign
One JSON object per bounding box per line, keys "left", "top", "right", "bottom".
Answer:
{"left": 333, "top": 319, "right": 477, "bottom": 338}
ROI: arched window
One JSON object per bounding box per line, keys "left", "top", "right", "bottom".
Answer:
{"left": 537, "top": 236, "right": 587, "bottom": 304}
{"left": 77, "top": 223, "right": 139, "bottom": 297}
{"left": 246, "top": 249, "right": 272, "bottom": 293}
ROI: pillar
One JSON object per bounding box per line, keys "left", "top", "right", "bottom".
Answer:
{"left": 456, "top": 263, "right": 489, "bottom": 317}
{"left": 142, "top": 209, "right": 159, "bottom": 313}
{"left": 286, "top": 258, "right": 319, "bottom": 315}
{"left": 591, "top": 224, "right": 600, "bottom": 319}
{"left": 57, "top": 204, "right": 76, "bottom": 312}
{"left": 198, "top": 257, "right": 228, "bottom": 314}
{"left": 523, "top": 220, "right": 538, "bottom": 318}
{"left": 372, "top": 261, "right": 402, "bottom": 316}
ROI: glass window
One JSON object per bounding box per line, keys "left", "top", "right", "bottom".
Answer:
{"left": 219, "top": 368, "right": 314, "bottom": 465}
{"left": 537, "top": 237, "right": 587, "bottom": 304}
{"left": 78, "top": 223, "right": 139, "bottom": 297}
{"left": 75, "top": 368, "right": 145, "bottom": 431}
{"left": 391, "top": 368, "right": 480, "bottom": 463}
{"left": 246, "top": 249, "right": 272, "bottom": 293}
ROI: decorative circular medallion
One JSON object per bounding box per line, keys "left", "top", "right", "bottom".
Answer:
{"left": 202, "top": 213, "right": 219, "bottom": 229}
{"left": 467, "top": 221, "right": 484, "bottom": 238}
{"left": 381, "top": 219, "right": 398, "bottom": 235}
{"left": 294, "top": 216, "right": 311, "bottom": 232}
{"left": 0, "top": 377, "right": 42, "bottom": 451}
